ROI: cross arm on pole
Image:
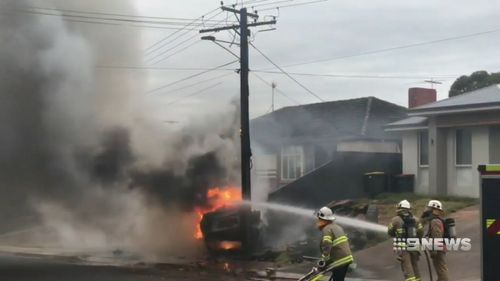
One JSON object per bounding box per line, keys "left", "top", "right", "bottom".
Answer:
{"left": 199, "top": 20, "right": 276, "bottom": 33}
{"left": 221, "top": 6, "right": 259, "bottom": 18}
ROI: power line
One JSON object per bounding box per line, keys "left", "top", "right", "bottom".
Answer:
{"left": 147, "top": 39, "right": 203, "bottom": 65}
{"left": 144, "top": 11, "right": 225, "bottom": 59}
{"left": 144, "top": 8, "right": 222, "bottom": 56}
{"left": 3, "top": 8, "right": 224, "bottom": 27}
{"left": 95, "top": 65, "right": 236, "bottom": 71}
{"left": 146, "top": 60, "right": 238, "bottom": 94}
{"left": 164, "top": 82, "right": 223, "bottom": 107}
{"left": 94, "top": 64, "right": 458, "bottom": 80}
{"left": 62, "top": 18, "right": 193, "bottom": 30}
{"left": 277, "top": 27, "right": 500, "bottom": 69}
{"left": 15, "top": 5, "right": 235, "bottom": 23}
{"left": 146, "top": 14, "right": 237, "bottom": 64}
{"left": 0, "top": 9, "right": 203, "bottom": 30}
{"left": 240, "top": 0, "right": 276, "bottom": 6}
{"left": 250, "top": 42, "right": 325, "bottom": 102}
{"left": 252, "top": 70, "right": 457, "bottom": 79}
{"left": 251, "top": 0, "right": 294, "bottom": 8}
{"left": 251, "top": 72, "right": 301, "bottom": 105}
{"left": 258, "top": 0, "right": 328, "bottom": 11}
{"left": 153, "top": 72, "right": 234, "bottom": 96}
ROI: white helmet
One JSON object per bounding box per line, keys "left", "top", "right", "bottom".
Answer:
{"left": 427, "top": 200, "right": 443, "bottom": 210}
{"left": 316, "top": 206, "right": 336, "bottom": 221}
{"left": 397, "top": 200, "right": 411, "bottom": 210}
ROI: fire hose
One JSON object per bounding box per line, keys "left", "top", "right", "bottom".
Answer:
{"left": 298, "top": 257, "right": 324, "bottom": 281}
{"left": 298, "top": 257, "right": 355, "bottom": 281}
{"left": 424, "top": 250, "right": 434, "bottom": 281}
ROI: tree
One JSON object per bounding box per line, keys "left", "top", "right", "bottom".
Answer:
{"left": 449, "top": 71, "right": 500, "bottom": 97}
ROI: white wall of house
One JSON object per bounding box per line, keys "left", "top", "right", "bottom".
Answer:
{"left": 403, "top": 126, "right": 490, "bottom": 198}
{"left": 253, "top": 154, "right": 278, "bottom": 178}
{"left": 469, "top": 126, "right": 488, "bottom": 198}
{"left": 402, "top": 131, "right": 431, "bottom": 194}
{"left": 418, "top": 168, "right": 430, "bottom": 195}
{"left": 445, "top": 126, "right": 487, "bottom": 198}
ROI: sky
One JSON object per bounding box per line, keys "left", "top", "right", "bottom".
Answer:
{"left": 27, "top": 0, "right": 500, "bottom": 121}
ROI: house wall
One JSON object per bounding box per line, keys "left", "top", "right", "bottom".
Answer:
{"left": 428, "top": 118, "right": 448, "bottom": 195}
{"left": 258, "top": 139, "right": 401, "bottom": 190}
{"left": 404, "top": 125, "right": 489, "bottom": 198}
{"left": 268, "top": 152, "right": 402, "bottom": 207}
{"left": 277, "top": 144, "right": 316, "bottom": 185}
{"left": 402, "top": 131, "right": 430, "bottom": 194}
{"left": 402, "top": 126, "right": 490, "bottom": 198}
{"left": 445, "top": 126, "right": 488, "bottom": 198}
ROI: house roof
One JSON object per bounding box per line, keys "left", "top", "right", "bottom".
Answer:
{"left": 409, "top": 84, "right": 500, "bottom": 116}
{"left": 251, "top": 97, "right": 407, "bottom": 147}
{"left": 385, "top": 116, "right": 428, "bottom": 131}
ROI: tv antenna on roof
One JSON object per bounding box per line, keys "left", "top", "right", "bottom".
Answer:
{"left": 424, "top": 78, "right": 443, "bottom": 89}
{"left": 271, "top": 81, "right": 277, "bottom": 112}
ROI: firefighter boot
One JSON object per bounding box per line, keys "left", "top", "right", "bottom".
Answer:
{"left": 410, "top": 252, "right": 421, "bottom": 281}
{"left": 399, "top": 251, "right": 416, "bottom": 281}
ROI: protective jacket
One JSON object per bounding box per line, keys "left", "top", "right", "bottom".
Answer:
{"left": 388, "top": 214, "right": 424, "bottom": 281}
{"left": 426, "top": 216, "right": 450, "bottom": 281}
{"left": 320, "top": 223, "right": 354, "bottom": 270}
{"left": 427, "top": 217, "right": 445, "bottom": 238}
{"left": 388, "top": 214, "right": 424, "bottom": 239}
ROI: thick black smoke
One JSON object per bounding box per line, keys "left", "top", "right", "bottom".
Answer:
{"left": 76, "top": 127, "right": 234, "bottom": 211}
{"left": 0, "top": 0, "right": 240, "bottom": 254}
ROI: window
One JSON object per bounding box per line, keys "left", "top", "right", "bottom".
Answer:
{"left": 490, "top": 126, "right": 500, "bottom": 163}
{"left": 281, "top": 145, "right": 304, "bottom": 180}
{"left": 418, "top": 131, "right": 429, "bottom": 166}
{"left": 456, "top": 129, "right": 472, "bottom": 165}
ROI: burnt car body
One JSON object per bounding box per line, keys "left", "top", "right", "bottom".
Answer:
{"left": 200, "top": 206, "right": 262, "bottom": 255}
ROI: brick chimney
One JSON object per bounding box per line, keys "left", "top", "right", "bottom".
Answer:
{"left": 408, "top": 87, "right": 437, "bottom": 108}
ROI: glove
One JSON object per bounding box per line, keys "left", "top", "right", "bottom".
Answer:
{"left": 347, "top": 262, "right": 357, "bottom": 273}
{"left": 316, "top": 260, "right": 327, "bottom": 270}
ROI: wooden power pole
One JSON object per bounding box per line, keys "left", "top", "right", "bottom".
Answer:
{"left": 200, "top": 7, "right": 276, "bottom": 201}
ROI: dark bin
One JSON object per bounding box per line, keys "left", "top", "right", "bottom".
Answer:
{"left": 392, "top": 174, "right": 415, "bottom": 193}
{"left": 363, "top": 172, "right": 387, "bottom": 198}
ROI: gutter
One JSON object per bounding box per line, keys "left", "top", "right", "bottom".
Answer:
{"left": 408, "top": 104, "right": 500, "bottom": 116}
{"left": 385, "top": 126, "right": 428, "bottom": 132}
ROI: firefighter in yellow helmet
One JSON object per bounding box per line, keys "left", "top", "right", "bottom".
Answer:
{"left": 421, "top": 200, "right": 450, "bottom": 281}
{"left": 314, "top": 206, "right": 354, "bottom": 281}
{"left": 388, "top": 200, "right": 424, "bottom": 281}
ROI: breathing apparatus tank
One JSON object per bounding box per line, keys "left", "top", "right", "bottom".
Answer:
{"left": 444, "top": 218, "right": 457, "bottom": 238}
{"left": 404, "top": 216, "right": 417, "bottom": 238}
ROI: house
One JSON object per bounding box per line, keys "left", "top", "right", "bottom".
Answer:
{"left": 250, "top": 96, "right": 407, "bottom": 205}
{"left": 386, "top": 84, "right": 500, "bottom": 198}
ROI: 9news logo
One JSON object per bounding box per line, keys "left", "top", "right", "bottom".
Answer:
{"left": 393, "top": 238, "right": 472, "bottom": 251}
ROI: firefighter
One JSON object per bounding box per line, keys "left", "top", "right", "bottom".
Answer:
{"left": 315, "top": 206, "right": 354, "bottom": 281}
{"left": 422, "top": 200, "right": 450, "bottom": 281}
{"left": 387, "top": 200, "right": 424, "bottom": 281}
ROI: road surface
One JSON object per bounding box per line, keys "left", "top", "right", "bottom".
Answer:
{"left": 0, "top": 253, "right": 234, "bottom": 281}
{"left": 355, "top": 205, "right": 481, "bottom": 281}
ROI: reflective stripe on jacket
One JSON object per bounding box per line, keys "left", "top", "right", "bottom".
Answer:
{"left": 320, "top": 223, "right": 353, "bottom": 269}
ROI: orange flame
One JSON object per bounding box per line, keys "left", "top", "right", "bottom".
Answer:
{"left": 194, "top": 186, "right": 242, "bottom": 239}
{"left": 223, "top": 262, "right": 231, "bottom": 272}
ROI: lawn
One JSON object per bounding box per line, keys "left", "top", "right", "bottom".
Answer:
{"left": 366, "top": 192, "right": 479, "bottom": 225}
